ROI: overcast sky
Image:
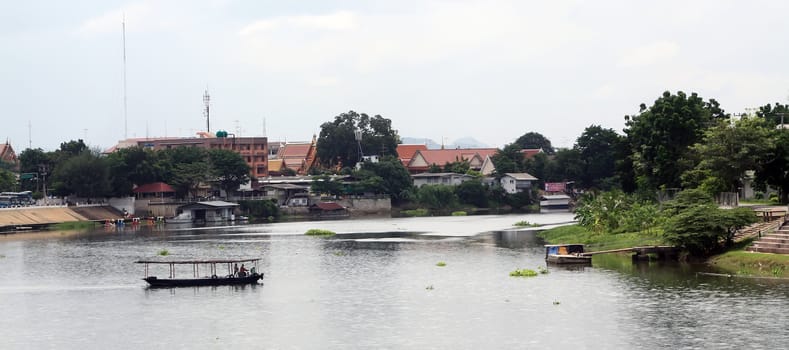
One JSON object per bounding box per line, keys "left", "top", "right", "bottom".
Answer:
{"left": 3, "top": 0, "right": 789, "bottom": 152}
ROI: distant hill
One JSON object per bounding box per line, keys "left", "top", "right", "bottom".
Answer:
{"left": 401, "top": 137, "right": 489, "bottom": 150}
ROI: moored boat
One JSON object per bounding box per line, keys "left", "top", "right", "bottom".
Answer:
{"left": 544, "top": 244, "right": 592, "bottom": 264}
{"left": 136, "top": 258, "right": 263, "bottom": 287}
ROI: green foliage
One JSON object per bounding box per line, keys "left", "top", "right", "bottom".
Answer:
{"left": 515, "top": 132, "right": 554, "bottom": 154}
{"left": 574, "top": 125, "right": 623, "bottom": 190}
{"left": 305, "top": 229, "right": 336, "bottom": 236}
{"left": 683, "top": 117, "right": 772, "bottom": 192}
{"left": 455, "top": 179, "right": 488, "bottom": 207}
{"left": 402, "top": 208, "right": 429, "bottom": 217}
{"left": 316, "top": 111, "right": 399, "bottom": 169}
{"left": 51, "top": 151, "right": 111, "bottom": 197}
{"left": 238, "top": 199, "right": 280, "bottom": 220}
{"left": 158, "top": 249, "right": 169, "bottom": 256}
{"left": 755, "top": 128, "right": 789, "bottom": 203}
{"left": 538, "top": 224, "right": 666, "bottom": 251}
{"left": 52, "top": 221, "right": 97, "bottom": 230}
{"left": 358, "top": 157, "right": 413, "bottom": 203}
{"left": 755, "top": 102, "right": 789, "bottom": 127}
{"left": 451, "top": 211, "right": 467, "bottom": 216}
{"left": 443, "top": 160, "right": 470, "bottom": 174}
{"left": 208, "top": 149, "right": 251, "bottom": 195}
{"left": 514, "top": 220, "right": 539, "bottom": 227}
{"left": 0, "top": 168, "right": 16, "bottom": 192}
{"left": 436, "top": 261, "right": 446, "bottom": 267}
{"left": 662, "top": 205, "right": 757, "bottom": 256}
{"left": 710, "top": 249, "right": 789, "bottom": 278}
{"left": 509, "top": 268, "right": 538, "bottom": 277}
{"left": 624, "top": 91, "right": 726, "bottom": 192}
{"left": 310, "top": 175, "right": 345, "bottom": 196}
{"left": 574, "top": 191, "right": 629, "bottom": 232}
{"left": 105, "top": 146, "right": 161, "bottom": 196}
{"left": 491, "top": 143, "right": 526, "bottom": 176}
{"left": 504, "top": 190, "right": 535, "bottom": 211}
{"left": 414, "top": 185, "right": 459, "bottom": 210}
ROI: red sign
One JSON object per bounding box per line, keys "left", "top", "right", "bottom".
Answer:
{"left": 544, "top": 182, "right": 566, "bottom": 192}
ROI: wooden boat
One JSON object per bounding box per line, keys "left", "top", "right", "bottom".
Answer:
{"left": 136, "top": 258, "right": 263, "bottom": 287}
{"left": 544, "top": 244, "right": 592, "bottom": 264}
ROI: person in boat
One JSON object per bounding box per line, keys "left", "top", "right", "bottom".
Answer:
{"left": 238, "top": 264, "right": 248, "bottom": 277}
{"left": 233, "top": 263, "right": 239, "bottom": 277}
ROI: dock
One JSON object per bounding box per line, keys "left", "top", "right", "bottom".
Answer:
{"left": 582, "top": 245, "right": 679, "bottom": 261}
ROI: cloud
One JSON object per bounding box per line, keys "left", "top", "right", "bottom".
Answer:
{"left": 74, "top": 1, "right": 184, "bottom": 37}
{"left": 239, "top": 11, "right": 358, "bottom": 36}
{"left": 618, "top": 41, "right": 680, "bottom": 67}
{"left": 236, "top": 2, "right": 591, "bottom": 73}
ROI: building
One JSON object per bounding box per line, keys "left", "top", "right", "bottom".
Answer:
{"left": 412, "top": 172, "right": 474, "bottom": 187}
{"left": 110, "top": 134, "right": 269, "bottom": 179}
{"left": 540, "top": 194, "right": 572, "bottom": 212}
{"left": 173, "top": 201, "right": 239, "bottom": 223}
{"left": 406, "top": 148, "right": 498, "bottom": 173}
{"left": 479, "top": 148, "right": 543, "bottom": 175}
{"left": 500, "top": 173, "right": 538, "bottom": 194}
{"left": 0, "top": 141, "right": 18, "bottom": 170}
{"left": 396, "top": 144, "right": 428, "bottom": 167}
{"left": 270, "top": 137, "right": 318, "bottom": 175}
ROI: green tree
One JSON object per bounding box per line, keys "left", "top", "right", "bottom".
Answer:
{"left": 455, "top": 179, "right": 488, "bottom": 207}
{"left": 51, "top": 151, "right": 111, "bottom": 198}
{"left": 208, "top": 149, "right": 251, "bottom": 196}
{"left": 491, "top": 143, "right": 525, "bottom": 177}
{"left": 574, "top": 125, "right": 622, "bottom": 190}
{"left": 416, "top": 185, "right": 458, "bottom": 210}
{"left": 171, "top": 161, "right": 211, "bottom": 199}
{"left": 662, "top": 205, "right": 756, "bottom": 256}
{"left": 311, "top": 175, "right": 345, "bottom": 197}
{"left": 756, "top": 102, "right": 789, "bottom": 127}
{"left": 624, "top": 91, "right": 726, "bottom": 191}
{"left": 683, "top": 117, "right": 772, "bottom": 193}
{"left": 105, "top": 146, "right": 162, "bottom": 196}
{"left": 358, "top": 156, "right": 413, "bottom": 203}
{"left": 316, "top": 111, "right": 399, "bottom": 169}
{"left": 17, "top": 148, "right": 51, "bottom": 192}
{"left": 755, "top": 128, "right": 789, "bottom": 203}
{"left": 0, "top": 169, "right": 16, "bottom": 192}
{"left": 443, "top": 160, "right": 470, "bottom": 174}
{"left": 543, "top": 148, "right": 583, "bottom": 185}
{"left": 515, "top": 132, "right": 554, "bottom": 154}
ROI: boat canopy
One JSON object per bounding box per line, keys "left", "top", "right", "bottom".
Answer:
{"left": 135, "top": 258, "right": 260, "bottom": 264}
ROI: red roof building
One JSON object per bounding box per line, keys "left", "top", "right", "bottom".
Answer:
{"left": 406, "top": 148, "right": 498, "bottom": 173}
{"left": 396, "top": 144, "right": 428, "bottom": 166}
{"left": 0, "top": 141, "right": 18, "bottom": 170}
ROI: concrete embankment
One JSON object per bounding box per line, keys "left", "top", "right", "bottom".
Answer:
{"left": 0, "top": 206, "right": 124, "bottom": 228}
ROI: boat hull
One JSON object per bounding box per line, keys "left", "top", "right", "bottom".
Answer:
{"left": 546, "top": 254, "right": 592, "bottom": 264}
{"left": 143, "top": 273, "right": 263, "bottom": 287}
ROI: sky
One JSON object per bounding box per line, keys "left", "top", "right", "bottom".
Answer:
{"left": 3, "top": 0, "right": 789, "bottom": 152}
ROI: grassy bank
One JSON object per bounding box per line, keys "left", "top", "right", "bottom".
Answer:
{"left": 708, "top": 250, "right": 789, "bottom": 278}
{"left": 537, "top": 224, "right": 667, "bottom": 251}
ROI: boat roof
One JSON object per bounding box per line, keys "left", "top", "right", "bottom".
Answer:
{"left": 136, "top": 258, "right": 260, "bottom": 264}
{"left": 544, "top": 244, "right": 585, "bottom": 247}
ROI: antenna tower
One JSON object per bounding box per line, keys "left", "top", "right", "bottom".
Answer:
{"left": 203, "top": 90, "right": 211, "bottom": 133}
{"left": 122, "top": 14, "right": 128, "bottom": 139}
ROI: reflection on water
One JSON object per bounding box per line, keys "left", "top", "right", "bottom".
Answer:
{"left": 0, "top": 214, "right": 787, "bottom": 349}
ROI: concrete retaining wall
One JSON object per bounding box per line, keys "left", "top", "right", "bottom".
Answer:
{"left": 336, "top": 198, "right": 391, "bottom": 216}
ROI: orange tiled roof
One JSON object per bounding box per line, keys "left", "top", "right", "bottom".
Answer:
{"left": 521, "top": 148, "right": 544, "bottom": 158}
{"left": 279, "top": 143, "right": 312, "bottom": 159}
{"left": 396, "top": 144, "right": 428, "bottom": 165}
{"left": 416, "top": 148, "right": 497, "bottom": 165}
{"left": 0, "top": 142, "right": 17, "bottom": 163}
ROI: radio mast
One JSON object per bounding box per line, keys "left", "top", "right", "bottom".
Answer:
{"left": 203, "top": 90, "right": 211, "bottom": 133}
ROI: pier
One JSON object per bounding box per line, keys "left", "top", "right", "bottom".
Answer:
{"left": 582, "top": 245, "right": 679, "bottom": 261}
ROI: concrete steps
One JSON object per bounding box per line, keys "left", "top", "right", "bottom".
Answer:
{"left": 747, "top": 228, "right": 789, "bottom": 254}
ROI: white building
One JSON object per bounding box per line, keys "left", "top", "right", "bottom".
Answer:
{"left": 412, "top": 172, "right": 474, "bottom": 187}
{"left": 500, "top": 173, "right": 538, "bottom": 194}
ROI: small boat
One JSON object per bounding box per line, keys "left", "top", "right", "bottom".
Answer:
{"left": 544, "top": 244, "right": 592, "bottom": 264}
{"left": 136, "top": 258, "right": 263, "bottom": 288}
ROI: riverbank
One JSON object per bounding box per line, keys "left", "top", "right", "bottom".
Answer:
{"left": 538, "top": 224, "right": 789, "bottom": 278}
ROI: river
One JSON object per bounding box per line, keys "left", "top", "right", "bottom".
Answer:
{"left": 0, "top": 213, "right": 787, "bottom": 349}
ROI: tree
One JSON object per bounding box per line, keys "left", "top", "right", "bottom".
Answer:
{"left": 171, "top": 161, "right": 211, "bottom": 199}
{"left": 316, "top": 111, "right": 399, "bottom": 169}
{"left": 683, "top": 117, "right": 772, "bottom": 193}
{"left": 17, "top": 148, "right": 51, "bottom": 192}
{"left": 624, "top": 91, "right": 727, "bottom": 191}
{"left": 0, "top": 169, "right": 16, "bottom": 192}
{"left": 544, "top": 148, "right": 583, "bottom": 184}
{"left": 662, "top": 204, "right": 756, "bottom": 256}
{"left": 756, "top": 102, "right": 789, "bottom": 127}
{"left": 515, "top": 132, "right": 554, "bottom": 154}
{"left": 416, "top": 185, "right": 458, "bottom": 210}
{"left": 311, "top": 175, "right": 345, "bottom": 197}
{"left": 443, "top": 160, "right": 470, "bottom": 174}
{"left": 105, "top": 146, "right": 161, "bottom": 197}
{"left": 51, "top": 151, "right": 111, "bottom": 198}
{"left": 455, "top": 179, "right": 488, "bottom": 207}
{"left": 755, "top": 128, "right": 789, "bottom": 203}
{"left": 358, "top": 156, "right": 413, "bottom": 203}
{"left": 574, "top": 125, "right": 622, "bottom": 190}
{"left": 208, "top": 149, "right": 251, "bottom": 196}
{"left": 491, "top": 143, "right": 525, "bottom": 177}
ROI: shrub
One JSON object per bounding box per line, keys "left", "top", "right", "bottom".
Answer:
{"left": 238, "top": 199, "right": 280, "bottom": 221}
{"left": 402, "top": 208, "right": 429, "bottom": 217}
{"left": 305, "top": 229, "right": 336, "bottom": 236}
{"left": 509, "top": 268, "right": 538, "bottom": 277}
